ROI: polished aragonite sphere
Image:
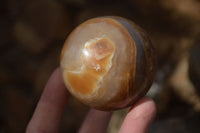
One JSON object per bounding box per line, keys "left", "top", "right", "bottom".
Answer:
{"left": 60, "top": 16, "right": 156, "bottom": 111}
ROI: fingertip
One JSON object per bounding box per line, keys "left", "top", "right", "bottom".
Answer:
{"left": 128, "top": 97, "right": 157, "bottom": 119}
{"left": 44, "top": 68, "right": 66, "bottom": 91}
{"left": 119, "top": 97, "right": 156, "bottom": 133}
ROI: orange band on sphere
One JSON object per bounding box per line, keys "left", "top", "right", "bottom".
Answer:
{"left": 66, "top": 38, "right": 115, "bottom": 95}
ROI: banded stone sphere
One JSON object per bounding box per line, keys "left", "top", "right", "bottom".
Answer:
{"left": 60, "top": 16, "right": 156, "bottom": 111}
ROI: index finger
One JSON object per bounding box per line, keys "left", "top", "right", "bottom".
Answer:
{"left": 26, "top": 68, "right": 69, "bottom": 133}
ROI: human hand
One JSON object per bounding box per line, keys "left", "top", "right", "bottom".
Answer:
{"left": 26, "top": 68, "right": 156, "bottom": 133}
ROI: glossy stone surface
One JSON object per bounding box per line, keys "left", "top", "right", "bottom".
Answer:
{"left": 60, "top": 16, "right": 156, "bottom": 110}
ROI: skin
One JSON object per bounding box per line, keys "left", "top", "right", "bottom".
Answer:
{"left": 26, "top": 68, "right": 156, "bottom": 133}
